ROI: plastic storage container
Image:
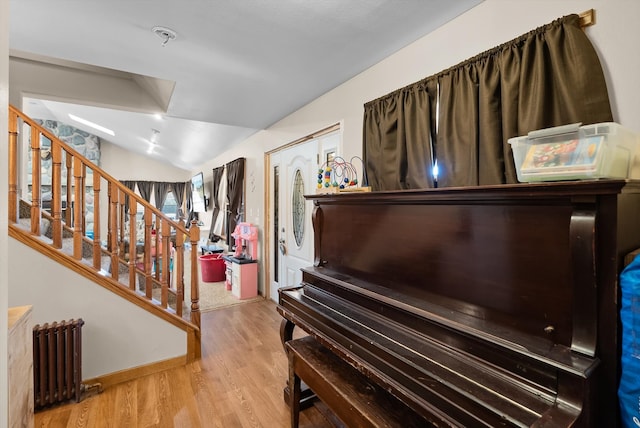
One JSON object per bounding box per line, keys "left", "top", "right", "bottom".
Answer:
{"left": 199, "top": 253, "right": 226, "bottom": 282}
{"left": 508, "top": 122, "right": 639, "bottom": 182}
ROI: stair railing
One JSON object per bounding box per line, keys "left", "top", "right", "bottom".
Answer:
{"left": 7, "top": 105, "right": 202, "bottom": 347}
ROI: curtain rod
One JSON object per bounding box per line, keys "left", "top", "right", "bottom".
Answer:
{"left": 579, "top": 9, "right": 595, "bottom": 28}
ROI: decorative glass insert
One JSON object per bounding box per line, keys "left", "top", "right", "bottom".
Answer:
{"left": 274, "top": 165, "right": 279, "bottom": 281}
{"left": 292, "top": 169, "right": 305, "bottom": 247}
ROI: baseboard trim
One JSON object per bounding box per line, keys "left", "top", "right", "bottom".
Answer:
{"left": 83, "top": 355, "right": 187, "bottom": 390}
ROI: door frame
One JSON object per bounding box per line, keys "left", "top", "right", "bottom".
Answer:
{"left": 263, "top": 122, "right": 342, "bottom": 302}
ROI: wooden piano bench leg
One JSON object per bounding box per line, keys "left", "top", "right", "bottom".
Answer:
{"left": 289, "top": 353, "right": 302, "bottom": 428}
{"left": 281, "top": 319, "right": 315, "bottom": 411}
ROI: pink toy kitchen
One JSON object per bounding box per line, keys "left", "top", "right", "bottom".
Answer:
{"left": 222, "top": 222, "right": 258, "bottom": 300}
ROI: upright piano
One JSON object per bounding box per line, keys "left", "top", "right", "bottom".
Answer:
{"left": 277, "top": 180, "right": 640, "bottom": 427}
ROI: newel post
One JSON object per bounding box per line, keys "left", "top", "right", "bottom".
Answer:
{"left": 189, "top": 220, "right": 202, "bottom": 359}
{"left": 8, "top": 109, "right": 18, "bottom": 223}
{"left": 189, "top": 220, "right": 201, "bottom": 326}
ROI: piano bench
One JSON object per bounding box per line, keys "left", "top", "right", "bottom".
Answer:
{"left": 286, "top": 335, "right": 427, "bottom": 428}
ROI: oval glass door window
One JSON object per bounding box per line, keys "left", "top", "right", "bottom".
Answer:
{"left": 292, "top": 169, "right": 305, "bottom": 247}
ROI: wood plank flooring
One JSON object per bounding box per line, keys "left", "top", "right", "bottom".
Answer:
{"left": 34, "top": 299, "right": 332, "bottom": 428}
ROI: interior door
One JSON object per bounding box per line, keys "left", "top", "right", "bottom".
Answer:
{"left": 269, "top": 130, "right": 339, "bottom": 302}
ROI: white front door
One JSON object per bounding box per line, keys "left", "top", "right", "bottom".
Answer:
{"left": 269, "top": 130, "right": 339, "bottom": 302}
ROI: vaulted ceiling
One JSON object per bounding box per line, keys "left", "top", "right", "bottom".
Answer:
{"left": 9, "top": 0, "right": 482, "bottom": 170}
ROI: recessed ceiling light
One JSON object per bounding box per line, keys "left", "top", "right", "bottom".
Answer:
{"left": 68, "top": 114, "right": 115, "bottom": 136}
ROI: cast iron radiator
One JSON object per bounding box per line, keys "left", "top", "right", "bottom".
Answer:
{"left": 33, "top": 318, "right": 84, "bottom": 410}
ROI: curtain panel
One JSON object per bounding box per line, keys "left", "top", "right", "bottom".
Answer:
{"left": 120, "top": 180, "right": 137, "bottom": 220}
{"left": 153, "top": 182, "right": 171, "bottom": 210}
{"left": 363, "top": 14, "right": 612, "bottom": 190}
{"left": 226, "top": 158, "right": 245, "bottom": 247}
{"left": 185, "top": 182, "right": 197, "bottom": 225}
{"left": 136, "top": 181, "right": 154, "bottom": 202}
{"left": 208, "top": 166, "right": 225, "bottom": 241}
{"left": 363, "top": 80, "right": 437, "bottom": 190}
{"left": 171, "top": 181, "right": 187, "bottom": 220}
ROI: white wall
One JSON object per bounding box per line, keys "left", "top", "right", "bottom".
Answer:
{"left": 7, "top": 239, "right": 186, "bottom": 379}
{"left": 100, "top": 142, "right": 191, "bottom": 182}
{"left": 193, "top": 0, "right": 640, "bottom": 301}
{"left": 1, "top": 0, "right": 10, "bottom": 423}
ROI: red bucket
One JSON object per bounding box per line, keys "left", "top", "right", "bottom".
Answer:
{"left": 199, "top": 253, "right": 226, "bottom": 282}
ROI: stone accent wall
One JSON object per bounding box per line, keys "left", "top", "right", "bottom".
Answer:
{"left": 35, "top": 119, "right": 101, "bottom": 165}
{"left": 30, "top": 119, "right": 101, "bottom": 233}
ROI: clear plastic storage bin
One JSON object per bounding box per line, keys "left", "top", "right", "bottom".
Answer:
{"left": 508, "top": 122, "right": 639, "bottom": 182}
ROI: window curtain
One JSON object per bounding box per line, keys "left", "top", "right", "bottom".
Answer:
{"left": 226, "top": 158, "right": 245, "bottom": 246}
{"left": 363, "top": 14, "right": 613, "bottom": 190}
{"left": 120, "top": 180, "right": 137, "bottom": 220}
{"left": 154, "top": 182, "right": 171, "bottom": 210}
{"left": 208, "top": 166, "right": 225, "bottom": 241}
{"left": 213, "top": 168, "right": 228, "bottom": 238}
{"left": 363, "top": 80, "right": 437, "bottom": 190}
{"left": 185, "top": 182, "right": 197, "bottom": 225}
{"left": 171, "top": 181, "right": 187, "bottom": 220}
{"left": 136, "top": 181, "right": 153, "bottom": 203}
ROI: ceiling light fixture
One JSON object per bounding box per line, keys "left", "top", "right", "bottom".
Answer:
{"left": 68, "top": 114, "right": 115, "bottom": 136}
{"left": 150, "top": 128, "right": 160, "bottom": 143}
{"left": 152, "top": 26, "right": 177, "bottom": 47}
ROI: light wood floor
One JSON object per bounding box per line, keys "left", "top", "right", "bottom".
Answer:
{"left": 34, "top": 299, "right": 332, "bottom": 428}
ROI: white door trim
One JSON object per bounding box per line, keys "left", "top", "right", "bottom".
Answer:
{"left": 264, "top": 124, "right": 342, "bottom": 302}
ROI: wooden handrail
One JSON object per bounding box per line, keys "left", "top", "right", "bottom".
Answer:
{"left": 9, "top": 105, "right": 188, "bottom": 224}
{"left": 7, "top": 104, "right": 201, "bottom": 360}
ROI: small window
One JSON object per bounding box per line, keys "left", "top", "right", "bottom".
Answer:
{"left": 326, "top": 151, "right": 336, "bottom": 164}
{"left": 162, "top": 190, "right": 178, "bottom": 220}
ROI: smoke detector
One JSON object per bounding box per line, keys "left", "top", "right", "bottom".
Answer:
{"left": 152, "top": 26, "right": 177, "bottom": 47}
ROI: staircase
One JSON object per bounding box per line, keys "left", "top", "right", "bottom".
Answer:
{"left": 7, "top": 105, "right": 202, "bottom": 363}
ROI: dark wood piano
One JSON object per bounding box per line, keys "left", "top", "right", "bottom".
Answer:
{"left": 277, "top": 180, "right": 640, "bottom": 427}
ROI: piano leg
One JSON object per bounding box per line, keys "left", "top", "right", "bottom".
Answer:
{"left": 280, "top": 318, "right": 296, "bottom": 349}
{"left": 280, "top": 318, "right": 316, "bottom": 410}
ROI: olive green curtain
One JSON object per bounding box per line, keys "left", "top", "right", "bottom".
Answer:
{"left": 171, "top": 181, "right": 187, "bottom": 219}
{"left": 120, "top": 180, "right": 136, "bottom": 220}
{"left": 363, "top": 80, "right": 437, "bottom": 190}
{"left": 226, "top": 158, "right": 245, "bottom": 247}
{"left": 363, "top": 14, "right": 613, "bottom": 190}
{"left": 208, "top": 166, "right": 225, "bottom": 241}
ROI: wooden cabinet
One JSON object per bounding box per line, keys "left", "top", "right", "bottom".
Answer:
{"left": 8, "top": 305, "right": 34, "bottom": 428}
